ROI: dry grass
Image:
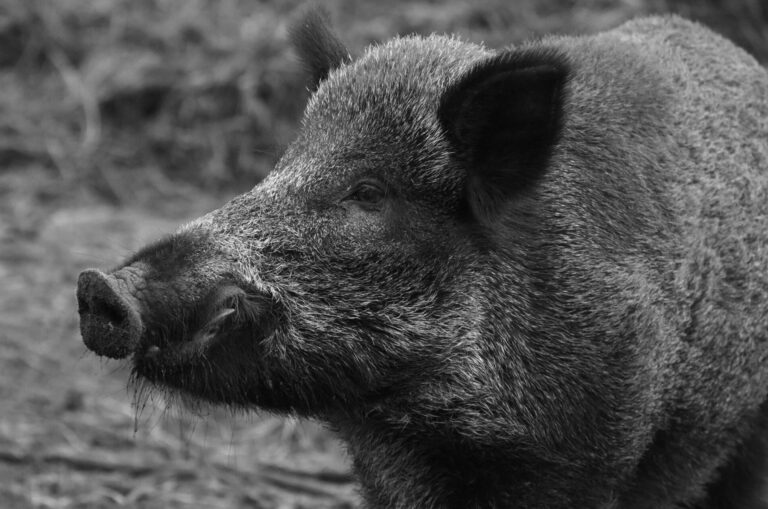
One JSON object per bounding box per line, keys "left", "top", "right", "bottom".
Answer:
{"left": 1, "top": 1, "right": 766, "bottom": 507}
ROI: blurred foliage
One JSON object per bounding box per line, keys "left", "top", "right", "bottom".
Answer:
{"left": 0, "top": 0, "right": 766, "bottom": 205}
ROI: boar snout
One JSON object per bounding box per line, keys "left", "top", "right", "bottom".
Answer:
{"left": 77, "top": 269, "right": 143, "bottom": 359}
{"left": 78, "top": 252, "right": 283, "bottom": 386}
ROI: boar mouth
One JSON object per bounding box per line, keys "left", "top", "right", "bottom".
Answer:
{"left": 77, "top": 269, "right": 278, "bottom": 372}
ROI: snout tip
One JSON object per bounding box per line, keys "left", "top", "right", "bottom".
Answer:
{"left": 77, "top": 269, "right": 143, "bottom": 359}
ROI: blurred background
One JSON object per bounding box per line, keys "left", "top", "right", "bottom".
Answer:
{"left": 0, "top": 0, "right": 765, "bottom": 507}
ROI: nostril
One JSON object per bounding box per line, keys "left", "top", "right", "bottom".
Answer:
{"left": 86, "top": 294, "right": 127, "bottom": 327}
{"left": 77, "top": 268, "right": 143, "bottom": 359}
{"left": 76, "top": 274, "right": 129, "bottom": 326}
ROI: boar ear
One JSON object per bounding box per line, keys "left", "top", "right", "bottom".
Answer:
{"left": 289, "top": 7, "right": 351, "bottom": 91}
{"left": 438, "top": 50, "right": 569, "bottom": 220}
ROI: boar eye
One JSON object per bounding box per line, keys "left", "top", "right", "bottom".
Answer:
{"left": 343, "top": 181, "right": 386, "bottom": 208}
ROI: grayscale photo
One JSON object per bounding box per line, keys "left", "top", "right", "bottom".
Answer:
{"left": 1, "top": 0, "right": 767, "bottom": 507}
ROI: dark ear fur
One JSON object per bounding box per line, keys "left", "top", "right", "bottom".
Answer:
{"left": 289, "top": 7, "right": 351, "bottom": 91}
{"left": 438, "top": 49, "right": 569, "bottom": 220}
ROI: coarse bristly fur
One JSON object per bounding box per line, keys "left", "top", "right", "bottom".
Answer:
{"left": 76, "top": 9, "right": 768, "bottom": 509}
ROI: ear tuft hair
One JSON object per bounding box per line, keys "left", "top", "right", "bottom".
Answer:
{"left": 289, "top": 7, "right": 351, "bottom": 91}
{"left": 439, "top": 49, "right": 569, "bottom": 221}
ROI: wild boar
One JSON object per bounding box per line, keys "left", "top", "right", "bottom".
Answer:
{"left": 77, "top": 11, "right": 768, "bottom": 509}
